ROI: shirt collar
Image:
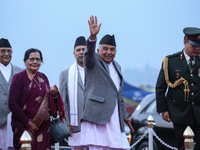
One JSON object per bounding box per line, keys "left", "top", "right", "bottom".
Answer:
{"left": 183, "top": 50, "right": 195, "bottom": 63}
{"left": 108, "top": 61, "right": 113, "bottom": 67}
{"left": 0, "top": 62, "right": 11, "bottom": 71}
{"left": 77, "top": 64, "right": 84, "bottom": 71}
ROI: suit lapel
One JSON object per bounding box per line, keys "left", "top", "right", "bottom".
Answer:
{"left": 113, "top": 61, "right": 123, "bottom": 92}
{"left": 12, "top": 64, "right": 19, "bottom": 76}
{"left": 98, "top": 58, "right": 118, "bottom": 91}
{"left": 102, "top": 61, "right": 110, "bottom": 75}
{"left": 77, "top": 69, "right": 84, "bottom": 90}
{"left": 98, "top": 54, "right": 123, "bottom": 92}
{"left": 179, "top": 50, "right": 200, "bottom": 73}
{"left": 98, "top": 54, "right": 110, "bottom": 75}
{"left": 0, "top": 64, "right": 14, "bottom": 92}
{"left": 0, "top": 71, "right": 6, "bottom": 92}
{"left": 113, "top": 61, "right": 122, "bottom": 80}
{"left": 179, "top": 51, "right": 189, "bottom": 72}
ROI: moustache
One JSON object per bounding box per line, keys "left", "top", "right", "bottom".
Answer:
{"left": 79, "top": 55, "right": 84, "bottom": 58}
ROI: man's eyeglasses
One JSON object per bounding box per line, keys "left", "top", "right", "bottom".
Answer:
{"left": 102, "top": 47, "right": 116, "bottom": 53}
{"left": 0, "top": 49, "right": 13, "bottom": 54}
{"left": 28, "top": 57, "right": 41, "bottom": 62}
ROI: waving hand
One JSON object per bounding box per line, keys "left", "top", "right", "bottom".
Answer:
{"left": 88, "top": 15, "right": 102, "bottom": 40}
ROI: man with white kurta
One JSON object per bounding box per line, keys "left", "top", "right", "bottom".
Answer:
{"left": 59, "top": 36, "right": 86, "bottom": 150}
{"left": 0, "top": 38, "right": 22, "bottom": 150}
{"left": 80, "top": 16, "right": 134, "bottom": 150}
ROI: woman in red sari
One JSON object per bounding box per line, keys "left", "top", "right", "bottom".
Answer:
{"left": 8, "top": 48, "right": 65, "bottom": 150}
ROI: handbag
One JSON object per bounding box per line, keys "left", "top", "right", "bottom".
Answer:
{"left": 50, "top": 117, "right": 71, "bottom": 143}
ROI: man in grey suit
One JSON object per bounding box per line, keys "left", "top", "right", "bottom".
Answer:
{"left": 0, "top": 38, "right": 22, "bottom": 150}
{"left": 59, "top": 36, "right": 86, "bottom": 150}
{"left": 80, "top": 16, "right": 134, "bottom": 150}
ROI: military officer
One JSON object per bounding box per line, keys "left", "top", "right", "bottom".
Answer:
{"left": 156, "top": 27, "right": 200, "bottom": 150}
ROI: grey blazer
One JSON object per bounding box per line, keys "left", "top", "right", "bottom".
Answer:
{"left": 0, "top": 64, "right": 22, "bottom": 127}
{"left": 59, "top": 66, "right": 84, "bottom": 133}
{"left": 81, "top": 39, "right": 128, "bottom": 132}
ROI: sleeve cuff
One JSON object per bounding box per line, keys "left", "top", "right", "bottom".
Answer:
{"left": 89, "top": 38, "right": 96, "bottom": 42}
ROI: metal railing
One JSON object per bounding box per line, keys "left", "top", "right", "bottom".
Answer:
{"left": 39, "top": 114, "right": 194, "bottom": 150}
{"left": 130, "top": 115, "right": 195, "bottom": 150}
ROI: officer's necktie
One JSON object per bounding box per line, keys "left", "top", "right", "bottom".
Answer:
{"left": 188, "top": 57, "right": 194, "bottom": 72}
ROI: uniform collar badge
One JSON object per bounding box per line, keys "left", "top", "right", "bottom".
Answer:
{"left": 180, "top": 54, "right": 183, "bottom": 60}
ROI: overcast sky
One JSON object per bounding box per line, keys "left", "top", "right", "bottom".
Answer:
{"left": 1, "top": 0, "right": 200, "bottom": 86}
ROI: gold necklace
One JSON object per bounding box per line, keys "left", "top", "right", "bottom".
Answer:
{"left": 27, "top": 70, "right": 42, "bottom": 90}
{"left": 32, "top": 74, "right": 42, "bottom": 90}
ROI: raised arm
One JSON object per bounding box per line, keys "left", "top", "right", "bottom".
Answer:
{"left": 84, "top": 16, "right": 102, "bottom": 69}
{"left": 88, "top": 15, "right": 102, "bottom": 40}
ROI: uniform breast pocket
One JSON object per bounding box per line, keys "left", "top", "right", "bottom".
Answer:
{"left": 89, "top": 93, "right": 105, "bottom": 103}
{"left": 173, "top": 69, "right": 184, "bottom": 79}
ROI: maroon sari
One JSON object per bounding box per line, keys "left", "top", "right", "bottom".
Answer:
{"left": 13, "top": 74, "right": 51, "bottom": 150}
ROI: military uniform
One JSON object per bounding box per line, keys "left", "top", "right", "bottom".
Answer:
{"left": 156, "top": 27, "right": 200, "bottom": 150}
{"left": 156, "top": 51, "right": 200, "bottom": 125}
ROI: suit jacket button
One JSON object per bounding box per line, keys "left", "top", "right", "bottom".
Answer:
{"left": 191, "top": 83, "right": 194, "bottom": 86}
{"left": 173, "top": 100, "right": 175, "bottom": 102}
{"left": 191, "top": 74, "right": 193, "bottom": 77}
{"left": 4, "top": 93, "right": 6, "bottom": 95}
{"left": 191, "top": 92, "right": 194, "bottom": 95}
{"left": 192, "top": 102, "right": 194, "bottom": 105}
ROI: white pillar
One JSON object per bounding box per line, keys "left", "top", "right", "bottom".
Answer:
{"left": 55, "top": 142, "right": 59, "bottom": 150}
{"left": 147, "top": 115, "right": 154, "bottom": 150}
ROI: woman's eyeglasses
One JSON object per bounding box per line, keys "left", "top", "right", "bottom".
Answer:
{"left": 28, "top": 57, "right": 41, "bottom": 62}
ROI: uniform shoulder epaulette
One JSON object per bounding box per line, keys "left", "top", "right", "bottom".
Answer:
{"left": 166, "top": 51, "right": 182, "bottom": 58}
